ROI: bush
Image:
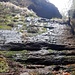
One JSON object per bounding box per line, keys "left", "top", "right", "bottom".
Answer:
{"left": 0, "top": 55, "right": 9, "bottom": 72}
{"left": 71, "top": 71, "right": 75, "bottom": 75}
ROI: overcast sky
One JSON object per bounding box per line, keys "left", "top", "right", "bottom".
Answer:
{"left": 49, "top": 0, "right": 72, "bottom": 16}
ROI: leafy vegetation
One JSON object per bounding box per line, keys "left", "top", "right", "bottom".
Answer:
{"left": 0, "top": 50, "right": 28, "bottom": 62}
{"left": 38, "top": 27, "right": 47, "bottom": 34}
{"left": 0, "top": 2, "right": 36, "bottom": 30}
{"left": 71, "top": 71, "right": 75, "bottom": 75}
{"left": 0, "top": 25, "right": 11, "bottom": 30}
{"left": 0, "top": 3, "right": 12, "bottom": 29}
{"left": 0, "top": 56, "right": 9, "bottom": 72}
{"left": 48, "top": 49, "right": 56, "bottom": 53}
{"left": 0, "top": 50, "right": 28, "bottom": 57}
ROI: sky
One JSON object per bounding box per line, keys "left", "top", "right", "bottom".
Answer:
{"left": 49, "top": 0, "right": 72, "bottom": 16}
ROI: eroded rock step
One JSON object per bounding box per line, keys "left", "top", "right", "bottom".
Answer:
{"left": 0, "top": 42, "right": 75, "bottom": 51}
{"left": 12, "top": 49, "right": 75, "bottom": 65}
{"left": 0, "top": 23, "right": 75, "bottom": 50}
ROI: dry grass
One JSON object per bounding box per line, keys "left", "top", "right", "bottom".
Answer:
{"left": 0, "top": 2, "right": 37, "bottom": 16}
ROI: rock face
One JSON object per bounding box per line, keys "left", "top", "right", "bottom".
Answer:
{"left": 0, "top": 22, "right": 75, "bottom": 51}
{"left": 25, "top": 50, "right": 75, "bottom": 65}
{"left": 10, "top": 48, "right": 75, "bottom": 65}
{"left": 0, "top": 30, "right": 22, "bottom": 44}
{"left": 0, "top": 0, "right": 10, "bottom": 2}
{"left": 28, "top": 22, "right": 75, "bottom": 49}
{"left": 9, "top": 0, "right": 62, "bottom": 19}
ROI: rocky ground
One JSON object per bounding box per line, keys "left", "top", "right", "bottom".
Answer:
{"left": 0, "top": 1, "right": 75, "bottom": 75}
{"left": 0, "top": 54, "right": 75, "bottom": 75}
{"left": 0, "top": 21, "right": 75, "bottom": 75}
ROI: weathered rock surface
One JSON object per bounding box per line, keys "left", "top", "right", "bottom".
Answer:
{"left": 0, "top": 22, "right": 75, "bottom": 51}
{"left": 0, "top": 22, "right": 75, "bottom": 67}
{"left": 28, "top": 23, "right": 75, "bottom": 49}
{"left": 0, "top": 56, "right": 74, "bottom": 75}
{"left": 0, "top": 30, "right": 22, "bottom": 44}
{"left": 0, "top": 41, "right": 74, "bottom": 51}
{"left": 14, "top": 49, "right": 75, "bottom": 65}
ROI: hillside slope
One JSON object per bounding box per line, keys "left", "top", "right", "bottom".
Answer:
{"left": 2, "top": 0, "right": 62, "bottom": 19}
{"left": 0, "top": 2, "right": 36, "bottom": 29}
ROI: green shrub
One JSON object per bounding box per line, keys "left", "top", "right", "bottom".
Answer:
{"left": 71, "top": 71, "right": 75, "bottom": 75}
{"left": 0, "top": 57, "right": 9, "bottom": 73}
{"left": 0, "top": 25, "right": 11, "bottom": 30}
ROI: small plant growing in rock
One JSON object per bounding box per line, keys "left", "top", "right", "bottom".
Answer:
{"left": 71, "top": 71, "right": 75, "bottom": 75}
{"left": 29, "top": 71, "right": 39, "bottom": 75}
{"left": 0, "top": 55, "right": 9, "bottom": 72}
